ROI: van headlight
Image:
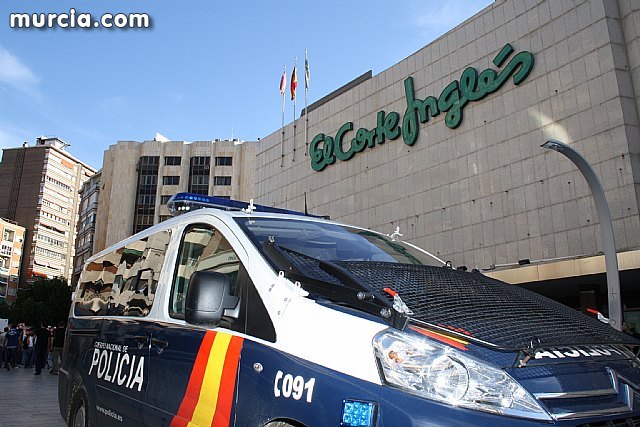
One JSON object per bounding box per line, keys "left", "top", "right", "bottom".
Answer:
{"left": 373, "top": 330, "right": 552, "bottom": 421}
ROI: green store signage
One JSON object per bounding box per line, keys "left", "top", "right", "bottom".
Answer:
{"left": 309, "top": 43, "right": 534, "bottom": 171}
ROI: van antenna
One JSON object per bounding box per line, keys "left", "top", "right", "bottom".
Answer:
{"left": 243, "top": 199, "right": 256, "bottom": 214}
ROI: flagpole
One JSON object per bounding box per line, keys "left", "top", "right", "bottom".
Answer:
{"left": 292, "top": 57, "right": 297, "bottom": 162}
{"left": 280, "top": 64, "right": 286, "bottom": 168}
{"left": 304, "top": 49, "right": 310, "bottom": 157}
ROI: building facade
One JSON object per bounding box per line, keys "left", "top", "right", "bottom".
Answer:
{"left": 93, "top": 139, "right": 256, "bottom": 252}
{"left": 0, "top": 137, "right": 97, "bottom": 286}
{"left": 0, "top": 219, "right": 25, "bottom": 305}
{"left": 72, "top": 171, "right": 101, "bottom": 286}
{"left": 255, "top": 1, "right": 640, "bottom": 324}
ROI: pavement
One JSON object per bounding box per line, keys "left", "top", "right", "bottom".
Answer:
{"left": 0, "top": 364, "right": 66, "bottom": 427}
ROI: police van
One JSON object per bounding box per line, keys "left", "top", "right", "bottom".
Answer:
{"left": 59, "top": 193, "right": 640, "bottom": 426}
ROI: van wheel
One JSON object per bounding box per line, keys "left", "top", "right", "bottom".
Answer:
{"left": 68, "top": 383, "right": 90, "bottom": 427}
{"left": 264, "top": 422, "right": 296, "bottom": 427}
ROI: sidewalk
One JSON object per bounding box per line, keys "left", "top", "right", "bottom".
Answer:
{"left": 0, "top": 365, "right": 66, "bottom": 427}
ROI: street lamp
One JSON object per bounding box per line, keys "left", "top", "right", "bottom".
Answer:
{"left": 541, "top": 139, "right": 622, "bottom": 330}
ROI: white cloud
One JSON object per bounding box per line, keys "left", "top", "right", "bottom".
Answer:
{"left": 0, "top": 46, "right": 41, "bottom": 100}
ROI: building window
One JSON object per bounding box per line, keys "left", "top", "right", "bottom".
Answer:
{"left": 189, "top": 156, "right": 210, "bottom": 195}
{"left": 134, "top": 214, "right": 155, "bottom": 234}
{"left": 159, "top": 215, "right": 172, "bottom": 223}
{"left": 134, "top": 156, "right": 159, "bottom": 234}
{"left": 190, "top": 175, "right": 208, "bottom": 186}
{"left": 35, "top": 246, "right": 66, "bottom": 260}
{"left": 2, "top": 229, "right": 14, "bottom": 242}
{"left": 137, "top": 195, "right": 156, "bottom": 206}
{"left": 191, "top": 156, "right": 210, "bottom": 167}
{"left": 164, "top": 156, "right": 182, "bottom": 166}
{"left": 160, "top": 195, "right": 172, "bottom": 205}
{"left": 214, "top": 176, "right": 232, "bottom": 186}
{"left": 215, "top": 156, "right": 232, "bottom": 166}
{"left": 37, "top": 233, "right": 68, "bottom": 248}
{"left": 163, "top": 176, "right": 180, "bottom": 186}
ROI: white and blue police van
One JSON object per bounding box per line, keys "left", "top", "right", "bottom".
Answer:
{"left": 59, "top": 192, "right": 640, "bottom": 426}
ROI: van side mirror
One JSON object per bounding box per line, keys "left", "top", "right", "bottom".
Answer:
{"left": 185, "top": 271, "right": 239, "bottom": 326}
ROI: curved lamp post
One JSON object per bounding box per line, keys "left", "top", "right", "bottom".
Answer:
{"left": 541, "top": 139, "right": 622, "bottom": 330}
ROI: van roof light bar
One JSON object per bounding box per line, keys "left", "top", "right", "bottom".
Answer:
{"left": 167, "top": 192, "right": 321, "bottom": 217}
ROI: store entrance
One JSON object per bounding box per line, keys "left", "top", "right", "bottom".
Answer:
{"left": 518, "top": 268, "right": 640, "bottom": 334}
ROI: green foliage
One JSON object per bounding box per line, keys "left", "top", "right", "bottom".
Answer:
{"left": 4, "top": 277, "right": 72, "bottom": 326}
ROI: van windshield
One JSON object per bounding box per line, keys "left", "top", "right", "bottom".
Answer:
{"left": 235, "top": 218, "right": 442, "bottom": 268}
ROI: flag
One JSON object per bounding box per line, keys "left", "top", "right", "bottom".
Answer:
{"left": 279, "top": 66, "right": 286, "bottom": 96}
{"left": 305, "top": 51, "right": 310, "bottom": 90}
{"left": 290, "top": 64, "right": 298, "bottom": 101}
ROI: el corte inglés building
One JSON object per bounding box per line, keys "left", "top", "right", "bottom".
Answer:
{"left": 255, "top": 1, "right": 640, "bottom": 326}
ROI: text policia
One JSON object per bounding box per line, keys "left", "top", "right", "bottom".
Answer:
{"left": 88, "top": 342, "right": 145, "bottom": 392}
{"left": 10, "top": 8, "right": 151, "bottom": 29}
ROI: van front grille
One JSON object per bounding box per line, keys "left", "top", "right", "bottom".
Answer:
{"left": 330, "top": 261, "right": 640, "bottom": 350}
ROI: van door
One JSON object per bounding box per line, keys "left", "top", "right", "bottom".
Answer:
{"left": 75, "top": 229, "right": 171, "bottom": 425}
{"left": 144, "top": 222, "right": 276, "bottom": 426}
{"left": 93, "top": 319, "right": 152, "bottom": 425}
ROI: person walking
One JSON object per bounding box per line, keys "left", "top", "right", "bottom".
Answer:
{"left": 51, "top": 321, "right": 66, "bottom": 375}
{"left": 0, "top": 327, "right": 7, "bottom": 370}
{"left": 33, "top": 321, "right": 49, "bottom": 375}
{"left": 23, "top": 329, "right": 35, "bottom": 368}
{"left": 4, "top": 324, "right": 20, "bottom": 370}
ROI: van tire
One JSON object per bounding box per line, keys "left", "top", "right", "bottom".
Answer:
{"left": 68, "top": 381, "right": 91, "bottom": 427}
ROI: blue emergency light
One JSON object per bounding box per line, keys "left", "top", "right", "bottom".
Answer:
{"left": 167, "top": 192, "right": 319, "bottom": 217}
{"left": 341, "top": 399, "right": 376, "bottom": 427}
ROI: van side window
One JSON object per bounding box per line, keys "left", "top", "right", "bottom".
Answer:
{"left": 170, "top": 224, "right": 276, "bottom": 342}
{"left": 74, "top": 229, "right": 171, "bottom": 317}
{"left": 170, "top": 225, "right": 239, "bottom": 319}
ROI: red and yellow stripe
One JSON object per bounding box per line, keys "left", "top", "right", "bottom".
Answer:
{"left": 409, "top": 325, "right": 469, "bottom": 351}
{"left": 171, "top": 331, "right": 244, "bottom": 427}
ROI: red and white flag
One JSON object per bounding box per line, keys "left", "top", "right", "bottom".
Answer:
{"left": 279, "top": 66, "right": 287, "bottom": 96}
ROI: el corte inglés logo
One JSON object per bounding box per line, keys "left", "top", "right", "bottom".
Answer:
{"left": 309, "top": 43, "right": 534, "bottom": 171}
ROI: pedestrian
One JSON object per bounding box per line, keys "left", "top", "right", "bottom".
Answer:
{"left": 23, "top": 329, "right": 35, "bottom": 368}
{"left": 18, "top": 326, "right": 27, "bottom": 367}
{"left": 0, "top": 327, "right": 7, "bottom": 370}
{"left": 33, "top": 321, "right": 49, "bottom": 375}
{"left": 4, "top": 324, "right": 20, "bottom": 370}
{"left": 51, "top": 321, "right": 66, "bottom": 375}
{"left": 14, "top": 323, "right": 23, "bottom": 366}
{"left": 47, "top": 326, "right": 54, "bottom": 369}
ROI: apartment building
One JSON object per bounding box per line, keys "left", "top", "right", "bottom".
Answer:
{"left": 0, "top": 218, "right": 25, "bottom": 304}
{"left": 71, "top": 171, "right": 101, "bottom": 286}
{"left": 0, "top": 137, "right": 97, "bottom": 286}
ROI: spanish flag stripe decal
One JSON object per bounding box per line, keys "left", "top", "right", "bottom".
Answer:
{"left": 188, "top": 333, "right": 233, "bottom": 427}
{"left": 171, "top": 331, "right": 245, "bottom": 427}
{"left": 172, "top": 331, "right": 217, "bottom": 427}
{"left": 211, "top": 336, "right": 244, "bottom": 426}
{"left": 409, "top": 326, "right": 469, "bottom": 351}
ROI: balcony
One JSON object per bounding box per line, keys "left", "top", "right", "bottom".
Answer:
{"left": 81, "top": 202, "right": 98, "bottom": 216}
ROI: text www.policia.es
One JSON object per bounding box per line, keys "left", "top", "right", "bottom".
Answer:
{"left": 10, "top": 9, "right": 151, "bottom": 29}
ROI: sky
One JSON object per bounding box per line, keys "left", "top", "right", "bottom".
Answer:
{"left": 0, "top": 0, "right": 493, "bottom": 170}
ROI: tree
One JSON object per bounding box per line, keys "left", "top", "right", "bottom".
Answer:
{"left": 7, "top": 277, "right": 72, "bottom": 326}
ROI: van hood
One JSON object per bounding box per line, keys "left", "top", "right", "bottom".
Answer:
{"left": 326, "top": 261, "right": 639, "bottom": 352}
